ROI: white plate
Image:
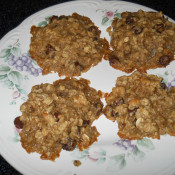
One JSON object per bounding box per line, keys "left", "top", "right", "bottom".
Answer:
{"left": 0, "top": 1, "right": 175, "bottom": 175}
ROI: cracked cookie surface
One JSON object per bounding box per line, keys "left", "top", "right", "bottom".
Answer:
{"left": 107, "top": 10, "right": 175, "bottom": 73}
{"left": 30, "top": 13, "right": 109, "bottom": 77}
{"left": 104, "top": 71, "right": 175, "bottom": 140}
{"left": 15, "top": 78, "right": 103, "bottom": 160}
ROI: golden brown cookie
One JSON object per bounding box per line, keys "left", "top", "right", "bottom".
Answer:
{"left": 14, "top": 78, "right": 103, "bottom": 160}
{"left": 104, "top": 71, "right": 175, "bottom": 140}
{"left": 106, "top": 10, "right": 175, "bottom": 73}
{"left": 30, "top": 13, "right": 109, "bottom": 76}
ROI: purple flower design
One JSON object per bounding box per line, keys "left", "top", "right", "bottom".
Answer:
{"left": 114, "top": 139, "right": 136, "bottom": 152}
{"left": 167, "top": 78, "right": 175, "bottom": 89}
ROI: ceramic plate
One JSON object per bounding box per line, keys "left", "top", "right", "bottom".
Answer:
{"left": 0, "top": 1, "right": 175, "bottom": 175}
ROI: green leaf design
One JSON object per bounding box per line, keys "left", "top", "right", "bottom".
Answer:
{"left": 0, "top": 65, "right": 11, "bottom": 75}
{"left": 21, "top": 96, "right": 27, "bottom": 101}
{"left": 32, "top": 59, "right": 38, "bottom": 65}
{"left": 4, "top": 57, "right": 10, "bottom": 62}
{"left": 157, "top": 73, "right": 168, "bottom": 83}
{"left": 99, "top": 148, "right": 106, "bottom": 156}
{"left": 9, "top": 101, "right": 16, "bottom": 105}
{"left": 164, "top": 71, "right": 169, "bottom": 76}
{"left": 24, "top": 75, "right": 29, "bottom": 80}
{"left": 11, "top": 47, "right": 21, "bottom": 57}
{"left": 13, "top": 137, "right": 20, "bottom": 142}
{"left": 38, "top": 21, "right": 48, "bottom": 27}
{"left": 97, "top": 157, "right": 106, "bottom": 165}
{"left": 18, "top": 88, "right": 27, "bottom": 95}
{"left": 0, "top": 48, "right": 11, "bottom": 58}
{"left": 8, "top": 136, "right": 20, "bottom": 142}
{"left": 0, "top": 74, "right": 8, "bottom": 81}
{"left": 71, "top": 148, "right": 89, "bottom": 159}
{"left": 114, "top": 10, "right": 122, "bottom": 19}
{"left": 132, "top": 145, "right": 145, "bottom": 162}
{"left": 107, "top": 154, "right": 126, "bottom": 172}
{"left": 27, "top": 50, "right": 31, "bottom": 57}
{"left": 15, "top": 84, "right": 27, "bottom": 94}
{"left": 3, "top": 80, "right": 14, "bottom": 88}
{"left": 102, "top": 17, "right": 109, "bottom": 25}
{"left": 114, "top": 13, "right": 121, "bottom": 19}
{"left": 8, "top": 71, "right": 23, "bottom": 86}
{"left": 45, "top": 16, "right": 50, "bottom": 22}
{"left": 137, "top": 138, "right": 155, "bottom": 150}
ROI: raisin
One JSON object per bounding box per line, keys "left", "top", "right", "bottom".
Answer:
{"left": 28, "top": 105, "right": 35, "bottom": 113}
{"left": 83, "top": 120, "right": 90, "bottom": 126}
{"left": 53, "top": 112, "right": 60, "bottom": 122}
{"left": 58, "top": 15, "right": 68, "bottom": 20}
{"left": 159, "top": 55, "right": 171, "bottom": 66}
{"left": 74, "top": 61, "right": 84, "bottom": 71}
{"left": 14, "top": 117, "right": 24, "bottom": 129}
{"left": 58, "top": 92, "right": 64, "bottom": 97}
{"left": 126, "top": 16, "right": 134, "bottom": 24}
{"left": 88, "top": 26, "right": 99, "bottom": 35}
{"left": 94, "top": 103, "right": 102, "bottom": 116}
{"left": 51, "top": 52, "right": 55, "bottom": 59}
{"left": 103, "top": 106, "right": 118, "bottom": 118}
{"left": 62, "top": 138, "right": 76, "bottom": 151}
{"left": 93, "top": 37, "right": 98, "bottom": 41}
{"left": 45, "top": 44, "right": 56, "bottom": 55}
{"left": 128, "top": 108, "right": 138, "bottom": 116}
{"left": 109, "top": 55, "right": 120, "bottom": 66}
{"left": 132, "top": 26, "right": 143, "bottom": 34}
{"left": 96, "top": 109, "right": 102, "bottom": 116}
{"left": 153, "top": 23, "right": 164, "bottom": 33}
{"left": 111, "top": 111, "right": 118, "bottom": 118}
{"left": 160, "top": 82, "right": 166, "bottom": 89}
{"left": 77, "top": 126, "right": 81, "bottom": 135}
{"left": 49, "top": 16, "right": 59, "bottom": 23}
{"left": 113, "top": 98, "right": 125, "bottom": 106}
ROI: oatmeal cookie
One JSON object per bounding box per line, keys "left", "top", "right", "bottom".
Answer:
{"left": 30, "top": 13, "right": 109, "bottom": 76}
{"left": 14, "top": 78, "right": 103, "bottom": 160}
{"left": 106, "top": 10, "right": 175, "bottom": 73}
{"left": 104, "top": 71, "right": 175, "bottom": 140}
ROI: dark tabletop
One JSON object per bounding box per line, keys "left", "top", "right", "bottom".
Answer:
{"left": 0, "top": 0, "right": 175, "bottom": 174}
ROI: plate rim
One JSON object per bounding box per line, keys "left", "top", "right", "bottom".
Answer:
{"left": 0, "top": 0, "right": 175, "bottom": 175}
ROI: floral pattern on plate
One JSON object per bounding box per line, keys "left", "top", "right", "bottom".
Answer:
{"left": 0, "top": 40, "right": 42, "bottom": 104}
{"left": 1, "top": 1, "right": 175, "bottom": 175}
{"left": 97, "top": 9, "right": 121, "bottom": 25}
{"left": 71, "top": 138, "right": 155, "bottom": 172}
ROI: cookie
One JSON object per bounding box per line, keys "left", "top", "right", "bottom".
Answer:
{"left": 106, "top": 10, "right": 175, "bottom": 73}
{"left": 30, "top": 13, "right": 109, "bottom": 76}
{"left": 104, "top": 71, "right": 175, "bottom": 140}
{"left": 14, "top": 78, "right": 103, "bottom": 160}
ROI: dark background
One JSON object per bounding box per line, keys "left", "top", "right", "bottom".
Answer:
{"left": 0, "top": 0, "right": 175, "bottom": 174}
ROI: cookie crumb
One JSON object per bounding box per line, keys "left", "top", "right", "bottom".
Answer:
{"left": 73, "top": 160, "right": 82, "bottom": 167}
